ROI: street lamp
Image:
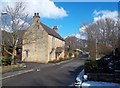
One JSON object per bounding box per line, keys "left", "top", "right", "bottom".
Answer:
{"left": 0, "top": 12, "right": 7, "bottom": 88}
{"left": 0, "top": 11, "right": 7, "bottom": 54}
{"left": 95, "top": 25, "right": 98, "bottom": 60}
{"left": 96, "top": 37, "right": 98, "bottom": 60}
{"left": 0, "top": 12, "right": 7, "bottom": 30}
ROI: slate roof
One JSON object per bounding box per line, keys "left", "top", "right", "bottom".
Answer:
{"left": 2, "top": 30, "right": 26, "bottom": 48}
{"left": 40, "top": 22, "right": 64, "bottom": 41}
{"left": 2, "top": 30, "right": 13, "bottom": 46}
{"left": 2, "top": 22, "right": 64, "bottom": 48}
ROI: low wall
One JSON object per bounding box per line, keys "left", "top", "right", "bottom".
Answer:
{"left": 87, "top": 73, "right": 120, "bottom": 83}
{"left": 2, "top": 64, "right": 23, "bottom": 74}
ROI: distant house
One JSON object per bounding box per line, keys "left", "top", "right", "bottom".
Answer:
{"left": 22, "top": 13, "right": 65, "bottom": 63}
{"left": 2, "top": 30, "right": 26, "bottom": 61}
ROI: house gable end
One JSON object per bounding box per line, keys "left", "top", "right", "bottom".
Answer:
{"left": 40, "top": 22, "right": 64, "bottom": 41}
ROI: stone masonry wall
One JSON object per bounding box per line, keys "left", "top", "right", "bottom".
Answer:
{"left": 48, "top": 35, "right": 65, "bottom": 61}
{"left": 22, "top": 23, "right": 48, "bottom": 63}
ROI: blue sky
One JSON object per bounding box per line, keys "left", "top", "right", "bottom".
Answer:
{"left": 41, "top": 2, "right": 118, "bottom": 38}
{"left": 0, "top": 1, "right": 118, "bottom": 38}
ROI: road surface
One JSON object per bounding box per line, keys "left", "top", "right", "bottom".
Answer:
{"left": 2, "top": 58, "right": 85, "bottom": 87}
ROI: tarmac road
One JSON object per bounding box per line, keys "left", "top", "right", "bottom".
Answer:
{"left": 2, "top": 58, "right": 85, "bottom": 87}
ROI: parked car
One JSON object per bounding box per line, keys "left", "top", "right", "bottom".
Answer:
{"left": 81, "top": 54, "right": 90, "bottom": 58}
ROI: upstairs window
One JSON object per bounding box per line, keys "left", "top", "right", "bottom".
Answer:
{"left": 37, "top": 19, "right": 39, "bottom": 23}
{"left": 52, "top": 37, "right": 55, "bottom": 46}
{"left": 38, "top": 25, "right": 39, "bottom": 29}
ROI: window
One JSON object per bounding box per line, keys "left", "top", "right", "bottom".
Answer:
{"left": 52, "top": 37, "right": 55, "bottom": 46}
{"left": 26, "top": 51, "right": 28, "bottom": 58}
{"left": 24, "top": 49, "right": 29, "bottom": 59}
{"left": 38, "top": 25, "right": 39, "bottom": 29}
{"left": 37, "top": 19, "right": 39, "bottom": 23}
{"left": 42, "top": 28, "right": 44, "bottom": 31}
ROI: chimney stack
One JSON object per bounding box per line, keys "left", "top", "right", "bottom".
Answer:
{"left": 33, "top": 12, "right": 40, "bottom": 23}
{"left": 37, "top": 13, "right": 39, "bottom": 16}
{"left": 53, "top": 26, "right": 58, "bottom": 32}
{"left": 34, "top": 13, "right": 36, "bottom": 16}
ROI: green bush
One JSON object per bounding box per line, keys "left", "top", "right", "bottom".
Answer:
{"left": 1, "top": 56, "right": 12, "bottom": 66}
{"left": 69, "top": 52, "right": 73, "bottom": 58}
{"left": 48, "top": 59, "right": 57, "bottom": 63}
{"left": 87, "top": 58, "right": 96, "bottom": 61}
{"left": 59, "top": 56, "right": 64, "bottom": 61}
{"left": 74, "top": 52, "right": 79, "bottom": 58}
{"left": 78, "top": 52, "right": 82, "bottom": 57}
{"left": 85, "top": 60, "right": 98, "bottom": 73}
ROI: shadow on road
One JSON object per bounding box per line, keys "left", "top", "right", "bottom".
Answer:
{"left": 68, "top": 65, "right": 84, "bottom": 83}
{"left": 2, "top": 59, "right": 85, "bottom": 87}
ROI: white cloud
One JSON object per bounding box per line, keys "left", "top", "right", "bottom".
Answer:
{"left": 11, "top": 18, "right": 30, "bottom": 27}
{"left": 1, "top": 25, "right": 11, "bottom": 32}
{"left": 79, "top": 25, "right": 89, "bottom": 34}
{"left": 0, "top": 0, "right": 68, "bottom": 19}
{"left": 1, "top": 18, "right": 30, "bottom": 32}
{"left": 74, "top": 24, "right": 88, "bottom": 39}
{"left": 76, "top": 10, "right": 118, "bottom": 40}
{"left": 17, "top": 18, "right": 30, "bottom": 27}
{"left": 66, "top": 33, "right": 86, "bottom": 40}
{"left": 93, "top": 10, "right": 118, "bottom": 22}
{"left": 75, "top": 34, "right": 80, "bottom": 38}
{"left": 65, "top": 24, "right": 88, "bottom": 40}
{"left": 75, "top": 34, "right": 86, "bottom": 40}
{"left": 65, "top": 10, "right": 118, "bottom": 40}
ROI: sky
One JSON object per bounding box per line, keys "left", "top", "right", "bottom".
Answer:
{"left": 0, "top": 1, "right": 118, "bottom": 39}
{"left": 41, "top": 2, "right": 118, "bottom": 38}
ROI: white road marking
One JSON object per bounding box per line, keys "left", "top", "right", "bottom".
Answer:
{"left": 2, "top": 69, "right": 34, "bottom": 80}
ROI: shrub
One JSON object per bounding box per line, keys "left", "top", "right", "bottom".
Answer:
{"left": 59, "top": 56, "right": 64, "bottom": 61}
{"left": 87, "top": 58, "right": 96, "bottom": 61}
{"left": 74, "top": 52, "right": 79, "bottom": 58}
{"left": 64, "top": 52, "right": 69, "bottom": 58}
{"left": 85, "top": 60, "right": 98, "bottom": 73}
{"left": 48, "top": 59, "right": 58, "bottom": 63}
{"left": 69, "top": 52, "right": 73, "bottom": 58}
{"left": 1, "top": 56, "right": 12, "bottom": 66}
{"left": 78, "top": 52, "right": 82, "bottom": 57}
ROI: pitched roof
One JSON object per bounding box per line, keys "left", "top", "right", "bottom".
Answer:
{"left": 2, "top": 30, "right": 12, "bottom": 46}
{"left": 2, "top": 30, "right": 26, "bottom": 48}
{"left": 40, "top": 22, "right": 64, "bottom": 41}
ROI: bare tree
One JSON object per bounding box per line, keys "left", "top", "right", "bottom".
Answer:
{"left": 117, "top": 16, "right": 120, "bottom": 53}
{"left": 83, "top": 18, "right": 119, "bottom": 58}
{"left": 2, "top": 2, "right": 30, "bottom": 64}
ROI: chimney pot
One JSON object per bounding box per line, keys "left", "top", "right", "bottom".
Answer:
{"left": 34, "top": 13, "right": 36, "bottom": 16}
{"left": 37, "top": 13, "right": 39, "bottom": 16}
{"left": 33, "top": 12, "right": 40, "bottom": 23}
{"left": 53, "top": 26, "right": 58, "bottom": 32}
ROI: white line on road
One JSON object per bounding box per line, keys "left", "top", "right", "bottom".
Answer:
{"left": 2, "top": 69, "right": 34, "bottom": 80}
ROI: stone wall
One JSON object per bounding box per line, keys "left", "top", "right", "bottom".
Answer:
{"left": 22, "top": 23, "right": 48, "bottom": 63}
{"left": 48, "top": 35, "right": 65, "bottom": 61}
{"left": 22, "top": 16, "right": 65, "bottom": 63}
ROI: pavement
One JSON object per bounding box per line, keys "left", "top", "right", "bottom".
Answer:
{"left": 2, "top": 58, "right": 85, "bottom": 86}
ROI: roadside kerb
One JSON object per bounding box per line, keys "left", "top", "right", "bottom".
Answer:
{"left": 2, "top": 69, "right": 34, "bottom": 80}
{"left": 75, "top": 69, "right": 84, "bottom": 85}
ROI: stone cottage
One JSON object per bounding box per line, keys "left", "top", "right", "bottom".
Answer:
{"left": 22, "top": 13, "right": 65, "bottom": 63}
